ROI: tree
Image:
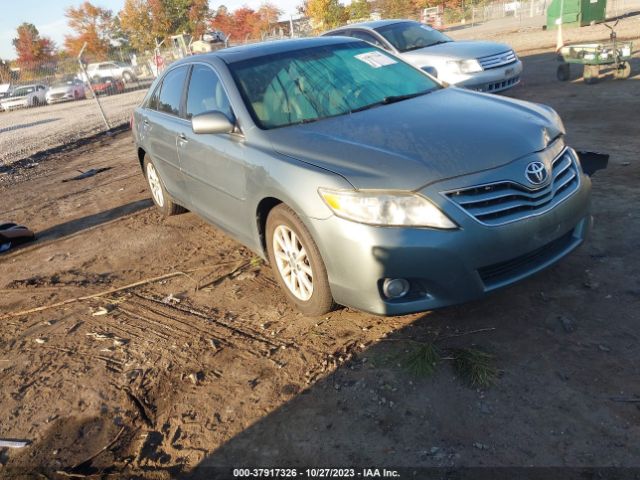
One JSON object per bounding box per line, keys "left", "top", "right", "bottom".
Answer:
{"left": 120, "top": 0, "right": 211, "bottom": 52}
{"left": 188, "top": 0, "right": 211, "bottom": 38}
{"left": 305, "top": 0, "right": 347, "bottom": 31}
{"left": 64, "top": 1, "right": 113, "bottom": 59}
{"left": 210, "top": 5, "right": 234, "bottom": 37}
{"left": 12, "top": 23, "right": 55, "bottom": 64}
{"left": 374, "top": 0, "right": 417, "bottom": 18}
{"left": 120, "top": 0, "right": 155, "bottom": 51}
{"left": 348, "top": 0, "right": 372, "bottom": 20}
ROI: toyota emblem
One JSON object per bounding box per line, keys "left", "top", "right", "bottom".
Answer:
{"left": 525, "top": 161, "right": 548, "bottom": 185}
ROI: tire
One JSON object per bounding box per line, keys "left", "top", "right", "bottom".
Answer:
{"left": 583, "top": 65, "right": 600, "bottom": 84}
{"left": 614, "top": 62, "right": 631, "bottom": 80}
{"left": 143, "top": 156, "right": 186, "bottom": 216}
{"left": 556, "top": 63, "right": 570, "bottom": 81}
{"left": 266, "top": 204, "right": 335, "bottom": 316}
{"left": 32, "top": 97, "right": 40, "bottom": 107}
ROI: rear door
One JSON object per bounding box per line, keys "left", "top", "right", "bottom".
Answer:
{"left": 142, "top": 65, "right": 190, "bottom": 201}
{"left": 176, "top": 63, "right": 250, "bottom": 238}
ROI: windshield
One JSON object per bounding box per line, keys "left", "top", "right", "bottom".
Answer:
{"left": 228, "top": 42, "right": 439, "bottom": 129}
{"left": 11, "top": 87, "right": 34, "bottom": 97}
{"left": 375, "top": 22, "right": 452, "bottom": 53}
{"left": 52, "top": 81, "right": 74, "bottom": 88}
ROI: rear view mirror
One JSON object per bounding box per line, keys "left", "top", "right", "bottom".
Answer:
{"left": 192, "top": 111, "right": 234, "bottom": 134}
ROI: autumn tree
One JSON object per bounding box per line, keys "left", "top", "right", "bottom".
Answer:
{"left": 64, "top": 2, "right": 113, "bottom": 59}
{"left": 374, "top": 0, "right": 417, "bottom": 18}
{"left": 305, "top": 0, "right": 347, "bottom": 31}
{"left": 12, "top": 23, "right": 55, "bottom": 64}
{"left": 120, "top": 0, "right": 211, "bottom": 51}
{"left": 348, "top": 0, "right": 372, "bottom": 20}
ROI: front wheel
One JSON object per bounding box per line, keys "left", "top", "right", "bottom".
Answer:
{"left": 143, "top": 157, "right": 185, "bottom": 216}
{"left": 266, "top": 205, "right": 334, "bottom": 316}
{"left": 614, "top": 62, "right": 631, "bottom": 79}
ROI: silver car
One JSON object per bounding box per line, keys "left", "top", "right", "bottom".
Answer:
{"left": 324, "top": 20, "right": 522, "bottom": 93}
{"left": 46, "top": 77, "right": 86, "bottom": 104}
{"left": 0, "top": 84, "right": 47, "bottom": 111}
{"left": 132, "top": 37, "right": 591, "bottom": 316}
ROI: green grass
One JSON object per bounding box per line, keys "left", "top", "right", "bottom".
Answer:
{"left": 451, "top": 348, "right": 498, "bottom": 388}
{"left": 402, "top": 342, "right": 442, "bottom": 377}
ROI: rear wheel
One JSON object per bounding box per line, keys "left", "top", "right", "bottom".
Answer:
{"left": 32, "top": 97, "right": 40, "bottom": 107}
{"left": 143, "top": 156, "right": 186, "bottom": 216}
{"left": 266, "top": 205, "right": 334, "bottom": 316}
{"left": 556, "top": 63, "right": 570, "bottom": 81}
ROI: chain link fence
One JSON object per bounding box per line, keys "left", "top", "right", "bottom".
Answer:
{"left": 1, "top": 0, "right": 638, "bottom": 170}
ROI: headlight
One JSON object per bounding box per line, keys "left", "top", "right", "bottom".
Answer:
{"left": 446, "top": 59, "right": 483, "bottom": 74}
{"left": 319, "top": 188, "right": 457, "bottom": 229}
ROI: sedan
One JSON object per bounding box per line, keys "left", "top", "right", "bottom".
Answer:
{"left": 132, "top": 37, "right": 591, "bottom": 316}
{"left": 46, "top": 77, "right": 86, "bottom": 104}
{"left": 0, "top": 84, "right": 47, "bottom": 111}
{"left": 90, "top": 76, "right": 125, "bottom": 96}
{"left": 323, "top": 20, "right": 522, "bottom": 93}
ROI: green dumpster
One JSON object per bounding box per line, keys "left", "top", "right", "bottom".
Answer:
{"left": 546, "top": 0, "right": 607, "bottom": 29}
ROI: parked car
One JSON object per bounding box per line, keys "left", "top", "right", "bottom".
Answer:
{"left": 45, "top": 77, "right": 86, "bottom": 104}
{"left": 132, "top": 37, "right": 591, "bottom": 316}
{"left": 0, "top": 83, "right": 11, "bottom": 101}
{"left": 323, "top": 20, "right": 522, "bottom": 93}
{"left": 80, "top": 61, "right": 137, "bottom": 83}
{"left": 0, "top": 84, "right": 47, "bottom": 111}
{"left": 90, "top": 76, "right": 125, "bottom": 96}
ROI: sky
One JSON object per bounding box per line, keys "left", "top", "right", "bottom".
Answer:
{"left": 0, "top": 0, "right": 301, "bottom": 59}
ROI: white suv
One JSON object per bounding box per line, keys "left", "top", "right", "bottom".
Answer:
{"left": 80, "top": 62, "right": 137, "bottom": 83}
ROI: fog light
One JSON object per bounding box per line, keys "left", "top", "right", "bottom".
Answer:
{"left": 382, "top": 278, "right": 410, "bottom": 299}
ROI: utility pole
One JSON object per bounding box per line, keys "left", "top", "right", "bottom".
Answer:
{"left": 77, "top": 42, "right": 111, "bottom": 131}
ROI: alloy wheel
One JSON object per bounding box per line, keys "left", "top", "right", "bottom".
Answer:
{"left": 272, "top": 224, "right": 313, "bottom": 301}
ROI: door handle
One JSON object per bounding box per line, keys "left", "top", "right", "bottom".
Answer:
{"left": 143, "top": 118, "right": 149, "bottom": 125}
{"left": 178, "top": 133, "right": 188, "bottom": 144}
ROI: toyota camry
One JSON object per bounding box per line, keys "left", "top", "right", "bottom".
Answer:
{"left": 131, "top": 37, "right": 591, "bottom": 316}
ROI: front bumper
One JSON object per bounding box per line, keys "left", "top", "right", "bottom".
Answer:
{"left": 0, "top": 99, "right": 28, "bottom": 110}
{"left": 306, "top": 147, "right": 591, "bottom": 316}
{"left": 447, "top": 59, "right": 523, "bottom": 93}
{"left": 46, "top": 93, "right": 75, "bottom": 104}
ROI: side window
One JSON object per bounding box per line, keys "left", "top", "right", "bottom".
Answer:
{"left": 99, "top": 64, "right": 110, "bottom": 70}
{"left": 147, "top": 83, "right": 161, "bottom": 110}
{"left": 157, "top": 66, "right": 188, "bottom": 116}
{"left": 351, "top": 30, "right": 384, "bottom": 48}
{"left": 185, "top": 64, "right": 233, "bottom": 121}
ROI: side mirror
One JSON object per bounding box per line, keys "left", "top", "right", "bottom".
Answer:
{"left": 192, "top": 111, "right": 234, "bottom": 134}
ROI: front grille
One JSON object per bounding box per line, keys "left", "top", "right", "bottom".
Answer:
{"left": 445, "top": 148, "right": 580, "bottom": 226}
{"left": 478, "top": 50, "right": 517, "bottom": 70}
{"left": 478, "top": 230, "right": 576, "bottom": 288}
{"left": 480, "top": 76, "right": 520, "bottom": 92}
{"left": 50, "top": 93, "right": 65, "bottom": 99}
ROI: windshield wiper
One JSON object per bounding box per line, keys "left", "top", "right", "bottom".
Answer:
{"left": 403, "top": 40, "right": 451, "bottom": 52}
{"left": 348, "top": 90, "right": 433, "bottom": 114}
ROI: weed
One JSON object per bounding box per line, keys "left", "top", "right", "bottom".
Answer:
{"left": 451, "top": 348, "right": 497, "bottom": 388}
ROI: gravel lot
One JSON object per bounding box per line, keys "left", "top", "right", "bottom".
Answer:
{"left": 0, "top": 25, "right": 639, "bottom": 478}
{"left": 0, "top": 89, "right": 146, "bottom": 167}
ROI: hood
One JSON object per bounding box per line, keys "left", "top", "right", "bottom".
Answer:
{"left": 402, "top": 40, "right": 512, "bottom": 61}
{"left": 267, "top": 88, "right": 563, "bottom": 191}
{"left": 48, "top": 85, "right": 73, "bottom": 95}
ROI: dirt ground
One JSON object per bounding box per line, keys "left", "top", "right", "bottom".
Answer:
{"left": 1, "top": 36, "right": 639, "bottom": 478}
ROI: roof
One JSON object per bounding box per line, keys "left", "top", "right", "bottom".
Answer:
{"left": 327, "top": 19, "right": 411, "bottom": 32}
{"left": 192, "top": 36, "right": 357, "bottom": 64}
